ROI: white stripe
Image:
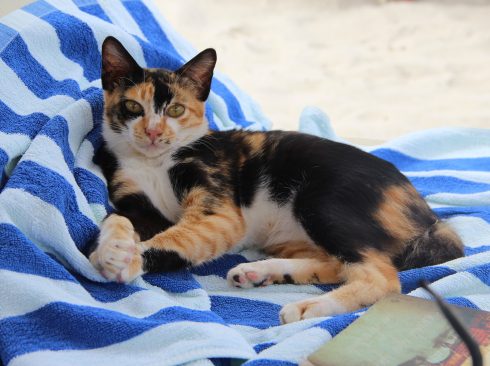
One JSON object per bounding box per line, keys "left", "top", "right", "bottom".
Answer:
{"left": 463, "top": 294, "right": 490, "bottom": 311}
{"left": 9, "top": 322, "right": 255, "bottom": 366}
{"left": 0, "top": 270, "right": 209, "bottom": 320}
{"left": 410, "top": 271, "right": 488, "bottom": 299}
{"left": 247, "top": 327, "right": 330, "bottom": 364}
{"left": 0, "top": 189, "right": 99, "bottom": 279}
{"left": 22, "top": 135, "right": 96, "bottom": 224}
{"left": 445, "top": 216, "right": 490, "bottom": 247}
{"left": 0, "top": 59, "right": 75, "bottom": 117}
{"left": 443, "top": 251, "right": 490, "bottom": 272}
{"left": 207, "top": 91, "right": 240, "bottom": 130}
{"left": 405, "top": 170, "right": 490, "bottom": 184}
{"left": 195, "top": 274, "right": 324, "bottom": 306}
{"left": 98, "top": 0, "right": 147, "bottom": 40}
{"left": 232, "top": 318, "right": 330, "bottom": 348}
{"left": 75, "top": 140, "right": 106, "bottom": 183}
{"left": 89, "top": 203, "right": 108, "bottom": 224}
{"left": 0, "top": 132, "right": 31, "bottom": 176}
{"left": 57, "top": 98, "right": 94, "bottom": 159}
{"left": 426, "top": 191, "right": 490, "bottom": 207}
{"left": 378, "top": 127, "right": 490, "bottom": 159}
{"left": 1, "top": 11, "right": 93, "bottom": 90}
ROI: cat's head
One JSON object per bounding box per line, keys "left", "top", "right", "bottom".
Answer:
{"left": 101, "top": 36, "right": 216, "bottom": 159}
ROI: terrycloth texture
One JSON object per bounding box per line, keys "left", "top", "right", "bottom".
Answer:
{"left": 0, "top": 1, "right": 489, "bottom": 366}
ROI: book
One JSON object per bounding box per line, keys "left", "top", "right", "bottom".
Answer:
{"left": 307, "top": 293, "right": 490, "bottom": 366}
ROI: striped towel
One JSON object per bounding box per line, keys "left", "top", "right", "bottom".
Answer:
{"left": 0, "top": 1, "right": 489, "bottom": 366}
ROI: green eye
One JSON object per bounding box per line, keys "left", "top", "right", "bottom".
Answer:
{"left": 166, "top": 104, "right": 185, "bottom": 118}
{"left": 124, "top": 100, "right": 143, "bottom": 114}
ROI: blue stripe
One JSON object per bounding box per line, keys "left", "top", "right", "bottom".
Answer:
{"left": 77, "top": 277, "right": 144, "bottom": 302}
{"left": 372, "top": 149, "right": 490, "bottom": 172}
{"left": 253, "top": 342, "right": 275, "bottom": 353}
{"left": 434, "top": 207, "right": 490, "bottom": 223}
{"left": 6, "top": 161, "right": 99, "bottom": 250}
{"left": 409, "top": 176, "right": 490, "bottom": 196}
{"left": 466, "top": 263, "right": 490, "bottom": 286}
{"left": 74, "top": 167, "right": 110, "bottom": 207}
{"left": 0, "top": 147, "right": 8, "bottom": 190}
{"left": 22, "top": 0, "right": 57, "bottom": 17}
{"left": 26, "top": 9, "right": 100, "bottom": 81}
{"left": 0, "top": 223, "right": 76, "bottom": 281}
{"left": 446, "top": 297, "right": 478, "bottom": 309}
{"left": 211, "top": 79, "right": 255, "bottom": 127}
{"left": 1, "top": 30, "right": 84, "bottom": 99}
{"left": 211, "top": 296, "right": 281, "bottom": 329}
{"left": 0, "top": 99, "right": 50, "bottom": 138}
{"left": 143, "top": 270, "right": 202, "bottom": 293}
{"left": 192, "top": 254, "right": 249, "bottom": 278}
{"left": 400, "top": 266, "right": 456, "bottom": 294}
{"left": 74, "top": 0, "right": 112, "bottom": 22}
{"left": 44, "top": 253, "right": 144, "bottom": 302}
{"left": 465, "top": 245, "right": 490, "bottom": 256}
{"left": 315, "top": 312, "right": 360, "bottom": 336}
{"left": 0, "top": 23, "right": 18, "bottom": 52}
{"left": 244, "top": 361, "right": 296, "bottom": 366}
{"left": 39, "top": 115, "right": 75, "bottom": 167}
{"left": 0, "top": 302, "right": 225, "bottom": 364}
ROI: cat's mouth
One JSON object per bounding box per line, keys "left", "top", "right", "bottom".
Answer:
{"left": 133, "top": 140, "right": 172, "bottom": 158}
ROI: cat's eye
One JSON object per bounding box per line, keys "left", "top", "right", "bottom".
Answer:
{"left": 124, "top": 100, "right": 143, "bottom": 114}
{"left": 166, "top": 104, "right": 185, "bottom": 118}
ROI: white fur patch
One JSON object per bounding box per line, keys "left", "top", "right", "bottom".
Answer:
{"left": 120, "top": 157, "right": 182, "bottom": 223}
{"left": 237, "top": 186, "right": 312, "bottom": 250}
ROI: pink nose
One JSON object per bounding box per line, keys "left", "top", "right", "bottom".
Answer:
{"left": 145, "top": 128, "right": 162, "bottom": 142}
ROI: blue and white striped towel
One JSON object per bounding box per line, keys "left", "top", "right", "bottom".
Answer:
{"left": 0, "top": 1, "right": 489, "bottom": 366}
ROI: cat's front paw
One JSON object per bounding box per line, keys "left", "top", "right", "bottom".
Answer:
{"left": 227, "top": 262, "right": 273, "bottom": 289}
{"left": 89, "top": 215, "right": 144, "bottom": 283}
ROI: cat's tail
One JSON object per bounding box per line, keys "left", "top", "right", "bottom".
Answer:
{"left": 394, "top": 221, "right": 464, "bottom": 270}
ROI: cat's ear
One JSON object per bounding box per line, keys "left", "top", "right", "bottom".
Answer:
{"left": 176, "top": 48, "right": 217, "bottom": 101}
{"left": 101, "top": 36, "right": 143, "bottom": 91}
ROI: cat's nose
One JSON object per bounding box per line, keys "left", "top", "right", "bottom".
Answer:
{"left": 145, "top": 127, "right": 163, "bottom": 142}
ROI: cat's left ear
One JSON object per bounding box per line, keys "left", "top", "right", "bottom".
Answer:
{"left": 101, "top": 36, "right": 143, "bottom": 91}
{"left": 176, "top": 48, "right": 217, "bottom": 101}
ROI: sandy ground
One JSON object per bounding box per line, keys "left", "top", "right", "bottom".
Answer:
{"left": 155, "top": 0, "right": 490, "bottom": 141}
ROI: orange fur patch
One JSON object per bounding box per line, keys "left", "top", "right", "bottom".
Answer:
{"left": 374, "top": 183, "right": 425, "bottom": 243}
{"left": 265, "top": 240, "right": 332, "bottom": 260}
{"left": 144, "top": 190, "right": 245, "bottom": 264}
{"left": 110, "top": 171, "right": 141, "bottom": 201}
{"left": 243, "top": 133, "right": 266, "bottom": 155}
{"left": 335, "top": 249, "right": 401, "bottom": 310}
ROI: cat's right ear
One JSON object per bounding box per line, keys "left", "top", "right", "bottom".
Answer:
{"left": 101, "top": 37, "right": 143, "bottom": 91}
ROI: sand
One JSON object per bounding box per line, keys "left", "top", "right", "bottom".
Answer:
{"left": 154, "top": 0, "right": 490, "bottom": 141}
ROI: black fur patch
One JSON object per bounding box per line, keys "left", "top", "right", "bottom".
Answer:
{"left": 114, "top": 194, "right": 173, "bottom": 241}
{"left": 152, "top": 74, "right": 173, "bottom": 113}
{"left": 142, "top": 248, "right": 190, "bottom": 272}
{"left": 283, "top": 274, "right": 294, "bottom": 284}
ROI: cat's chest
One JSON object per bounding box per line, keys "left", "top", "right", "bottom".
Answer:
{"left": 119, "top": 160, "right": 182, "bottom": 223}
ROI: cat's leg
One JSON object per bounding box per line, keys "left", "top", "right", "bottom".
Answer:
{"left": 140, "top": 189, "right": 246, "bottom": 270}
{"left": 227, "top": 240, "right": 343, "bottom": 288}
{"left": 227, "top": 257, "right": 343, "bottom": 288}
{"left": 89, "top": 214, "right": 144, "bottom": 282}
{"left": 279, "top": 249, "right": 401, "bottom": 324}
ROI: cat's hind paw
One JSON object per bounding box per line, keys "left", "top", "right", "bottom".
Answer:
{"left": 227, "top": 262, "right": 273, "bottom": 289}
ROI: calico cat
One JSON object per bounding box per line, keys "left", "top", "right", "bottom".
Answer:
{"left": 89, "top": 36, "right": 464, "bottom": 324}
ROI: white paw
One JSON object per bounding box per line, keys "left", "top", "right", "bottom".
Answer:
{"left": 90, "top": 223, "right": 144, "bottom": 283}
{"left": 227, "top": 262, "right": 273, "bottom": 289}
{"left": 279, "top": 296, "right": 346, "bottom": 324}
